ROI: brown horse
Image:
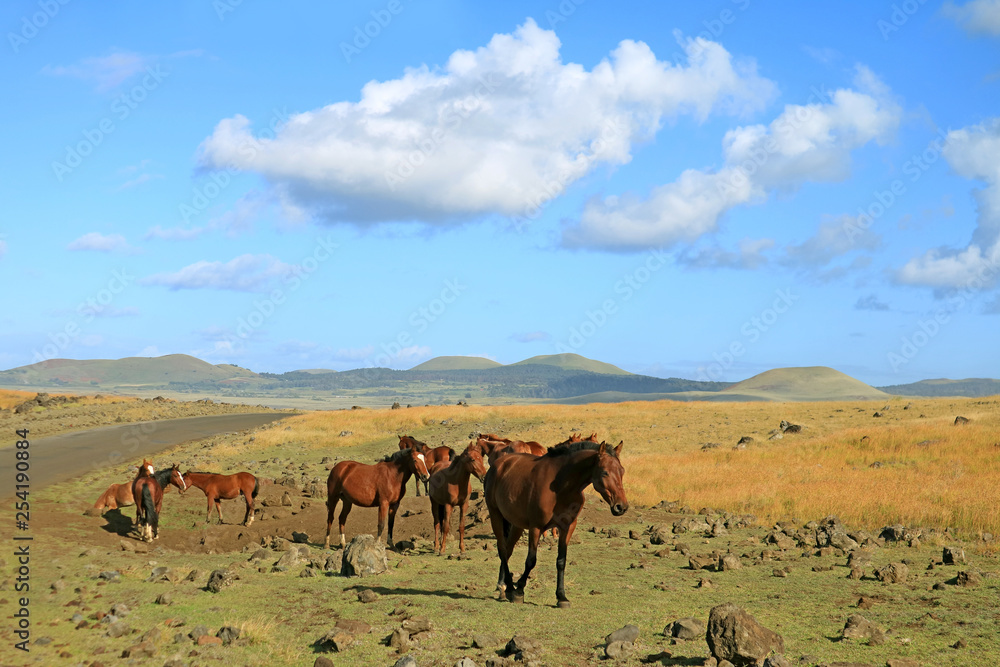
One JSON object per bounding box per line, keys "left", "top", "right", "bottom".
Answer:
{"left": 477, "top": 434, "right": 545, "bottom": 465}
{"left": 94, "top": 466, "right": 186, "bottom": 513}
{"left": 428, "top": 441, "right": 488, "bottom": 555}
{"left": 131, "top": 461, "right": 185, "bottom": 541}
{"left": 324, "top": 448, "right": 431, "bottom": 549}
{"left": 182, "top": 471, "right": 259, "bottom": 526}
{"left": 485, "top": 440, "right": 628, "bottom": 608}
{"left": 398, "top": 435, "right": 454, "bottom": 496}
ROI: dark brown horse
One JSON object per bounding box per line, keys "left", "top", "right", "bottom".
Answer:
{"left": 182, "top": 471, "right": 259, "bottom": 526}
{"left": 324, "top": 448, "right": 431, "bottom": 549}
{"left": 428, "top": 441, "right": 488, "bottom": 555}
{"left": 94, "top": 466, "right": 187, "bottom": 513}
{"left": 485, "top": 440, "right": 628, "bottom": 608}
{"left": 131, "top": 461, "right": 186, "bottom": 541}
{"left": 397, "top": 435, "right": 454, "bottom": 496}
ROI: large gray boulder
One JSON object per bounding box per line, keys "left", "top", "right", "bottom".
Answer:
{"left": 340, "top": 534, "right": 388, "bottom": 577}
{"left": 706, "top": 603, "right": 784, "bottom": 667}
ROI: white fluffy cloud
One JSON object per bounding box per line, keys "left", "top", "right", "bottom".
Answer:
{"left": 142, "top": 254, "right": 294, "bottom": 292}
{"left": 197, "top": 20, "right": 775, "bottom": 224}
{"left": 943, "top": 0, "right": 1000, "bottom": 36}
{"left": 896, "top": 119, "right": 1000, "bottom": 290}
{"left": 563, "top": 67, "right": 901, "bottom": 250}
{"left": 67, "top": 232, "right": 138, "bottom": 253}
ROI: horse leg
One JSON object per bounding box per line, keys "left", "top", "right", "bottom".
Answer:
{"left": 488, "top": 511, "right": 511, "bottom": 599}
{"left": 324, "top": 495, "right": 340, "bottom": 549}
{"left": 387, "top": 501, "right": 400, "bottom": 549}
{"left": 440, "top": 503, "right": 453, "bottom": 555}
{"left": 555, "top": 521, "right": 578, "bottom": 609}
{"left": 337, "top": 501, "right": 353, "bottom": 549}
{"left": 431, "top": 500, "right": 441, "bottom": 553}
{"left": 513, "top": 527, "right": 540, "bottom": 601}
{"left": 457, "top": 499, "right": 467, "bottom": 555}
{"left": 376, "top": 501, "right": 389, "bottom": 546}
{"left": 414, "top": 476, "right": 421, "bottom": 497}
{"left": 216, "top": 498, "right": 224, "bottom": 524}
{"left": 504, "top": 525, "right": 525, "bottom": 602}
{"left": 205, "top": 496, "right": 213, "bottom": 524}
{"left": 242, "top": 485, "right": 253, "bottom": 526}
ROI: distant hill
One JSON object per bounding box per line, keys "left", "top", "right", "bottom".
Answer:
{"left": 411, "top": 356, "right": 502, "bottom": 371}
{"left": 292, "top": 369, "right": 338, "bottom": 375}
{"left": 0, "top": 354, "right": 258, "bottom": 387}
{"left": 878, "top": 378, "right": 1000, "bottom": 398}
{"left": 719, "top": 367, "right": 888, "bottom": 402}
{"left": 509, "top": 353, "right": 631, "bottom": 375}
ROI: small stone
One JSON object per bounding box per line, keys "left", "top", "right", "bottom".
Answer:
{"left": 953, "top": 638, "right": 967, "bottom": 649}
{"left": 605, "top": 624, "right": 639, "bottom": 644}
{"left": 943, "top": 546, "right": 965, "bottom": 565}
{"left": 393, "top": 656, "right": 418, "bottom": 667}
{"left": 217, "top": 625, "right": 241, "bottom": 645}
{"left": 605, "top": 640, "right": 633, "bottom": 659}
{"left": 197, "top": 635, "right": 223, "bottom": 646}
{"left": 155, "top": 592, "right": 173, "bottom": 605}
{"left": 357, "top": 589, "right": 379, "bottom": 603}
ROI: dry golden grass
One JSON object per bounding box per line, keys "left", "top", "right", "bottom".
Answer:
{"left": 231, "top": 396, "right": 1000, "bottom": 536}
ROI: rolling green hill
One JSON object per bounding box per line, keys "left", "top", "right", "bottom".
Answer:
{"left": 410, "top": 356, "right": 503, "bottom": 371}
{"left": 0, "top": 354, "right": 258, "bottom": 387}
{"left": 718, "top": 366, "right": 888, "bottom": 402}
{"left": 509, "top": 353, "right": 631, "bottom": 375}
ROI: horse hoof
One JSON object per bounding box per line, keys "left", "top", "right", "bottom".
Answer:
{"left": 557, "top": 600, "right": 571, "bottom": 609}
{"left": 511, "top": 593, "right": 524, "bottom": 604}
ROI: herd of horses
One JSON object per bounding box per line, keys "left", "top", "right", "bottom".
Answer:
{"left": 94, "top": 431, "right": 628, "bottom": 607}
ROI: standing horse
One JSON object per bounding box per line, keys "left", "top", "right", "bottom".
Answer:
{"left": 94, "top": 465, "right": 187, "bottom": 513}
{"left": 131, "top": 461, "right": 185, "bottom": 541}
{"left": 428, "top": 441, "right": 488, "bottom": 555}
{"left": 182, "top": 471, "right": 259, "bottom": 526}
{"left": 485, "top": 440, "right": 628, "bottom": 608}
{"left": 398, "top": 435, "right": 454, "bottom": 496}
{"left": 324, "top": 448, "right": 431, "bottom": 549}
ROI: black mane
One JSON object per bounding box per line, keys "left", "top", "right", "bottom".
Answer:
{"left": 382, "top": 450, "right": 413, "bottom": 464}
{"left": 544, "top": 441, "right": 615, "bottom": 458}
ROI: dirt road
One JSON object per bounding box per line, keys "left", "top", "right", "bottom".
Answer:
{"left": 4, "top": 412, "right": 290, "bottom": 490}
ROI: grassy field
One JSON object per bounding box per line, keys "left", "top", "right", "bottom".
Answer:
{"left": 7, "top": 395, "right": 1000, "bottom": 666}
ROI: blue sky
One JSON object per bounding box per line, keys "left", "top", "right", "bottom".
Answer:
{"left": 2, "top": 0, "right": 999, "bottom": 386}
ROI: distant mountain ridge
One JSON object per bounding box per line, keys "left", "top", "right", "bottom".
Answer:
{"left": 2, "top": 354, "right": 991, "bottom": 403}
{"left": 877, "top": 378, "right": 1000, "bottom": 398}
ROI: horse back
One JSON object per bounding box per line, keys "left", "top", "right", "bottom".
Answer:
{"left": 327, "top": 460, "right": 381, "bottom": 507}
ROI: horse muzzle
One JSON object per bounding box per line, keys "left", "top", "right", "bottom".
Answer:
{"left": 610, "top": 502, "right": 628, "bottom": 517}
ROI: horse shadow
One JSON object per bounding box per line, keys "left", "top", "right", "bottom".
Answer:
{"left": 97, "top": 509, "right": 135, "bottom": 538}
{"left": 345, "top": 583, "right": 479, "bottom": 601}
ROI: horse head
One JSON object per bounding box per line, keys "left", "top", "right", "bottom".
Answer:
{"left": 593, "top": 441, "right": 628, "bottom": 517}
{"left": 138, "top": 459, "right": 155, "bottom": 477}
{"left": 405, "top": 447, "right": 431, "bottom": 483}
{"left": 170, "top": 464, "right": 187, "bottom": 492}
{"left": 462, "top": 441, "right": 489, "bottom": 482}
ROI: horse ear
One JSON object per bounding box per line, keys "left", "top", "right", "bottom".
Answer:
{"left": 614, "top": 441, "right": 624, "bottom": 457}
{"left": 598, "top": 442, "right": 607, "bottom": 455}
{"left": 397, "top": 435, "right": 403, "bottom": 441}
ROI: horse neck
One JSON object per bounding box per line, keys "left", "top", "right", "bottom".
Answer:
{"left": 441, "top": 456, "right": 471, "bottom": 484}
{"left": 182, "top": 472, "right": 209, "bottom": 489}
{"left": 386, "top": 458, "right": 413, "bottom": 484}
{"left": 552, "top": 450, "right": 600, "bottom": 494}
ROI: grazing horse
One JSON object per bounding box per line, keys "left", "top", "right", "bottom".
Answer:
{"left": 428, "top": 441, "right": 488, "bottom": 555}
{"left": 131, "top": 461, "right": 185, "bottom": 542}
{"left": 94, "top": 466, "right": 187, "bottom": 513}
{"left": 485, "top": 440, "right": 628, "bottom": 608}
{"left": 324, "top": 448, "right": 431, "bottom": 549}
{"left": 397, "top": 435, "right": 454, "bottom": 496}
{"left": 182, "top": 471, "right": 259, "bottom": 526}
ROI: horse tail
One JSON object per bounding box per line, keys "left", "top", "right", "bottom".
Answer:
{"left": 251, "top": 477, "right": 260, "bottom": 499}
{"left": 141, "top": 484, "right": 157, "bottom": 530}
{"left": 446, "top": 447, "right": 456, "bottom": 461}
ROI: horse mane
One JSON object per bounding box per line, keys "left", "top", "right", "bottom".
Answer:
{"left": 152, "top": 469, "right": 174, "bottom": 485}
{"left": 544, "top": 440, "right": 615, "bottom": 458}
{"left": 381, "top": 450, "right": 413, "bottom": 464}
{"left": 184, "top": 470, "right": 220, "bottom": 475}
